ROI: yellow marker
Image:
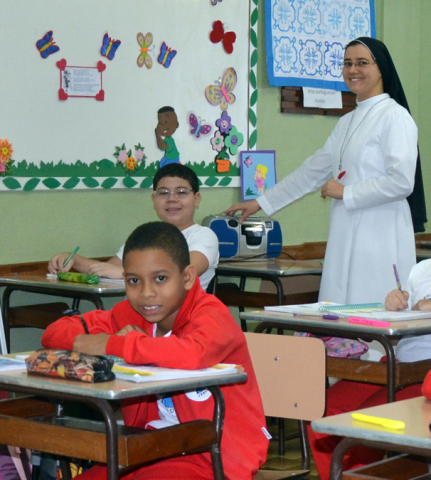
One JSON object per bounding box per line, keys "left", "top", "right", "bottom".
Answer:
{"left": 352, "top": 413, "right": 405, "bottom": 430}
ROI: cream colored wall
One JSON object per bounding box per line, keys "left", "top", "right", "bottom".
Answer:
{"left": 4, "top": 0, "right": 431, "bottom": 351}
{"left": 1, "top": 0, "right": 430, "bottom": 267}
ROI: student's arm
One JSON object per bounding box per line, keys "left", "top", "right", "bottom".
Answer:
{"left": 412, "top": 299, "right": 431, "bottom": 311}
{"left": 85, "top": 256, "right": 123, "bottom": 279}
{"left": 189, "top": 251, "right": 209, "bottom": 277}
{"left": 48, "top": 254, "right": 123, "bottom": 279}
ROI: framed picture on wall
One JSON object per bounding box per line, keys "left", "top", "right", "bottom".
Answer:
{"left": 239, "top": 150, "right": 276, "bottom": 201}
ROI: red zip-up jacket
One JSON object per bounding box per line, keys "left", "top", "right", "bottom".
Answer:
{"left": 41, "top": 280, "right": 268, "bottom": 479}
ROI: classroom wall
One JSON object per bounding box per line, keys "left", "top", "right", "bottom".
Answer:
{"left": 4, "top": 0, "right": 431, "bottom": 351}
{"left": 1, "top": 0, "right": 430, "bottom": 268}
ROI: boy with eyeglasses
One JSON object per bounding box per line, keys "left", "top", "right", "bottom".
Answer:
{"left": 48, "top": 164, "right": 219, "bottom": 291}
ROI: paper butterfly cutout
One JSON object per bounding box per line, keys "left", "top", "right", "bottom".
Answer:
{"left": 205, "top": 67, "right": 237, "bottom": 111}
{"left": 244, "top": 156, "right": 252, "bottom": 168}
{"left": 36, "top": 31, "right": 60, "bottom": 59}
{"left": 211, "top": 0, "right": 223, "bottom": 4}
{"left": 210, "top": 21, "right": 236, "bottom": 54}
{"left": 137, "top": 32, "right": 154, "bottom": 69}
{"left": 188, "top": 112, "right": 212, "bottom": 139}
{"left": 158, "top": 42, "right": 177, "bottom": 68}
{"left": 100, "top": 33, "right": 121, "bottom": 60}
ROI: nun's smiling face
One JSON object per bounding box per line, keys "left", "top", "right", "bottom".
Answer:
{"left": 343, "top": 44, "right": 383, "bottom": 101}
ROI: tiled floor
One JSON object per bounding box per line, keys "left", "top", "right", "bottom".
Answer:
{"left": 261, "top": 419, "right": 320, "bottom": 479}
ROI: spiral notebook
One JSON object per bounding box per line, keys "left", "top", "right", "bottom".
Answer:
{"left": 264, "top": 302, "right": 431, "bottom": 321}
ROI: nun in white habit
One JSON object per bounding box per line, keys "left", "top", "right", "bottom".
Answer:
{"left": 225, "top": 37, "right": 427, "bottom": 305}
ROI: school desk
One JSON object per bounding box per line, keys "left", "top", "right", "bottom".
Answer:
{"left": 311, "top": 396, "right": 431, "bottom": 480}
{"left": 215, "top": 258, "right": 323, "bottom": 330}
{"left": 240, "top": 309, "right": 431, "bottom": 402}
{"left": 0, "top": 274, "right": 126, "bottom": 352}
{"left": 0, "top": 362, "right": 246, "bottom": 480}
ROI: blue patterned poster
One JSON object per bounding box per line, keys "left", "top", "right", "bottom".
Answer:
{"left": 266, "top": 0, "right": 375, "bottom": 90}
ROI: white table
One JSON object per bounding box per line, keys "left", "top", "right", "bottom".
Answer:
{"left": 0, "top": 365, "right": 246, "bottom": 480}
{"left": 240, "top": 309, "right": 431, "bottom": 402}
{"left": 311, "top": 396, "right": 431, "bottom": 480}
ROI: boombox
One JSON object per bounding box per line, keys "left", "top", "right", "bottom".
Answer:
{"left": 202, "top": 214, "right": 283, "bottom": 259}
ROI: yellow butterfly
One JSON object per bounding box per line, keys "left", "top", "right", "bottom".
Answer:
{"left": 205, "top": 67, "right": 237, "bottom": 110}
{"left": 137, "top": 32, "right": 154, "bottom": 69}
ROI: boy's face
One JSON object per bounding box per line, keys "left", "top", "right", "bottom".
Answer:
{"left": 124, "top": 248, "right": 196, "bottom": 336}
{"left": 157, "top": 111, "right": 179, "bottom": 137}
{"left": 152, "top": 176, "right": 201, "bottom": 231}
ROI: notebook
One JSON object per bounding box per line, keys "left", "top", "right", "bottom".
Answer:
{"left": 0, "top": 357, "right": 26, "bottom": 371}
{"left": 264, "top": 302, "right": 431, "bottom": 321}
{"left": 112, "top": 363, "right": 243, "bottom": 383}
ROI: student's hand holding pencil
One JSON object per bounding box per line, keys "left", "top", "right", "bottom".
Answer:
{"left": 48, "top": 253, "right": 77, "bottom": 274}
{"left": 385, "top": 289, "right": 409, "bottom": 311}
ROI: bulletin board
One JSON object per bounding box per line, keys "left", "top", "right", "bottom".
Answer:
{"left": 0, "top": 0, "right": 258, "bottom": 191}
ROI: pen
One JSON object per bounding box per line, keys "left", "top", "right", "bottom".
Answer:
{"left": 348, "top": 317, "right": 391, "bottom": 328}
{"left": 352, "top": 413, "right": 405, "bottom": 430}
{"left": 393, "top": 263, "right": 402, "bottom": 292}
{"left": 293, "top": 313, "right": 339, "bottom": 320}
{"left": 80, "top": 314, "right": 90, "bottom": 334}
{"left": 63, "top": 246, "right": 80, "bottom": 268}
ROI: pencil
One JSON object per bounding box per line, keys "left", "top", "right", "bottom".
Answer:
{"left": 392, "top": 264, "right": 402, "bottom": 292}
{"left": 63, "top": 246, "right": 80, "bottom": 268}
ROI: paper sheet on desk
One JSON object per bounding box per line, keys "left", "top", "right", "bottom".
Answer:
{"left": 265, "top": 302, "right": 431, "bottom": 321}
{"left": 113, "top": 363, "right": 242, "bottom": 383}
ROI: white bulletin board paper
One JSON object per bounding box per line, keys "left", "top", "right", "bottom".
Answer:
{"left": 0, "top": 0, "right": 257, "bottom": 191}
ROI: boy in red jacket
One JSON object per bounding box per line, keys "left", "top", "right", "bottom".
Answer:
{"left": 42, "top": 221, "right": 268, "bottom": 480}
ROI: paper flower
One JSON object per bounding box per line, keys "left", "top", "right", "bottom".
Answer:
{"left": 126, "top": 157, "right": 137, "bottom": 171}
{"left": 225, "top": 126, "right": 244, "bottom": 155}
{"left": 211, "top": 131, "right": 225, "bottom": 152}
{"left": 113, "top": 142, "right": 145, "bottom": 175}
{"left": 134, "top": 143, "right": 146, "bottom": 163}
{"left": 0, "top": 139, "right": 14, "bottom": 176}
{"left": 216, "top": 111, "right": 232, "bottom": 134}
{"left": 0, "top": 139, "right": 13, "bottom": 163}
{"left": 118, "top": 150, "right": 128, "bottom": 164}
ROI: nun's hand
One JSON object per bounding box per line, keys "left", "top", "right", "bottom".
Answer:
{"left": 321, "top": 179, "right": 344, "bottom": 200}
{"left": 224, "top": 200, "right": 261, "bottom": 224}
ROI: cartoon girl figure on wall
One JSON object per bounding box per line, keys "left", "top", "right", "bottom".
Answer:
{"left": 254, "top": 164, "right": 267, "bottom": 194}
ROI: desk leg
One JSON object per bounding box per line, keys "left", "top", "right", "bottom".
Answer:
{"left": 375, "top": 336, "right": 396, "bottom": 403}
{"left": 87, "top": 398, "right": 119, "bottom": 480}
{"left": 208, "top": 386, "right": 225, "bottom": 480}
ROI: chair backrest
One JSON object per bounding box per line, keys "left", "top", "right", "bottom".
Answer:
{"left": 244, "top": 333, "right": 326, "bottom": 421}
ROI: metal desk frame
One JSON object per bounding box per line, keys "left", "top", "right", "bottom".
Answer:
{"left": 0, "top": 369, "right": 246, "bottom": 480}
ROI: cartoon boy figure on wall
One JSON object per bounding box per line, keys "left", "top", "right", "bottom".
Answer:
{"left": 254, "top": 164, "right": 267, "bottom": 194}
{"left": 155, "top": 106, "right": 180, "bottom": 168}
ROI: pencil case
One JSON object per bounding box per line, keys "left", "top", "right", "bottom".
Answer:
{"left": 25, "top": 349, "right": 115, "bottom": 383}
{"left": 58, "top": 272, "right": 99, "bottom": 284}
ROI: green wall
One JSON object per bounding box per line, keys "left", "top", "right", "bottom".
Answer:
{"left": 1, "top": 0, "right": 430, "bottom": 266}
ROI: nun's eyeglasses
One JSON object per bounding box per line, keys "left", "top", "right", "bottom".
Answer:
{"left": 343, "top": 61, "right": 376, "bottom": 69}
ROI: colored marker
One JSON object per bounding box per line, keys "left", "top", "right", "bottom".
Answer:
{"left": 338, "top": 171, "right": 346, "bottom": 180}
{"left": 352, "top": 413, "right": 405, "bottom": 430}
{"left": 348, "top": 317, "right": 391, "bottom": 328}
{"left": 293, "top": 313, "right": 339, "bottom": 320}
{"left": 63, "top": 246, "right": 80, "bottom": 268}
{"left": 393, "top": 264, "right": 402, "bottom": 292}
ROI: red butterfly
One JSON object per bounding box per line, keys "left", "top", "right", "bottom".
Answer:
{"left": 210, "top": 21, "right": 236, "bottom": 54}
